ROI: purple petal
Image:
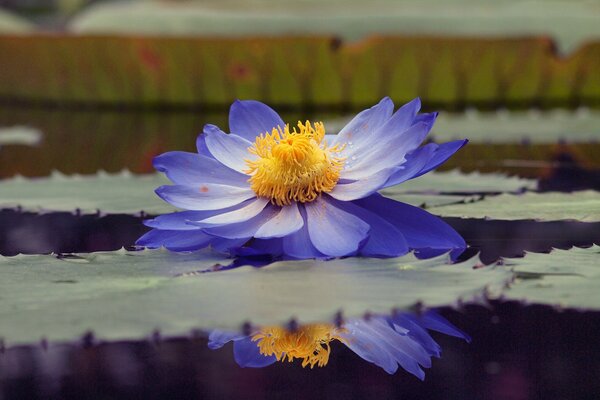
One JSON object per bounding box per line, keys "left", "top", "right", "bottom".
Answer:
{"left": 202, "top": 205, "right": 280, "bottom": 239}
{"left": 254, "top": 202, "right": 304, "bottom": 239}
{"left": 281, "top": 206, "right": 327, "bottom": 259}
{"left": 191, "top": 197, "right": 269, "bottom": 226}
{"left": 340, "top": 121, "right": 433, "bottom": 181}
{"left": 144, "top": 209, "right": 240, "bottom": 231}
{"left": 383, "top": 143, "right": 437, "bottom": 187}
{"left": 153, "top": 151, "right": 248, "bottom": 187}
{"left": 330, "top": 167, "right": 399, "bottom": 201}
{"left": 135, "top": 229, "right": 213, "bottom": 251}
{"left": 196, "top": 124, "right": 223, "bottom": 158}
{"left": 331, "top": 199, "right": 409, "bottom": 257}
{"left": 233, "top": 337, "right": 277, "bottom": 368}
{"left": 335, "top": 97, "right": 394, "bottom": 149}
{"left": 418, "top": 311, "right": 471, "bottom": 342}
{"left": 208, "top": 330, "right": 245, "bottom": 349}
{"left": 354, "top": 194, "right": 466, "bottom": 254}
{"left": 204, "top": 129, "right": 255, "bottom": 173}
{"left": 410, "top": 139, "right": 468, "bottom": 179}
{"left": 304, "top": 196, "right": 370, "bottom": 257}
{"left": 229, "top": 100, "right": 285, "bottom": 141}
{"left": 156, "top": 184, "right": 255, "bottom": 211}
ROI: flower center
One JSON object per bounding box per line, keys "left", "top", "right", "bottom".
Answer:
{"left": 245, "top": 121, "right": 345, "bottom": 206}
{"left": 251, "top": 324, "right": 345, "bottom": 368}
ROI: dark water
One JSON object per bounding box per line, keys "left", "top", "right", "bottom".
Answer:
{"left": 1, "top": 107, "right": 600, "bottom": 400}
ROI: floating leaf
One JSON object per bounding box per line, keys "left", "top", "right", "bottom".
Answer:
{"left": 0, "top": 170, "right": 530, "bottom": 215}
{"left": 70, "top": 1, "right": 599, "bottom": 54}
{"left": 0, "top": 34, "right": 598, "bottom": 107}
{"left": 0, "top": 249, "right": 510, "bottom": 346}
{"left": 504, "top": 246, "right": 600, "bottom": 310}
{"left": 383, "top": 169, "right": 536, "bottom": 194}
{"left": 0, "top": 171, "right": 173, "bottom": 215}
{"left": 429, "top": 191, "right": 600, "bottom": 222}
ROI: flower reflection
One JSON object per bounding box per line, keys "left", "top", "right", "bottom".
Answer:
{"left": 208, "top": 310, "right": 470, "bottom": 380}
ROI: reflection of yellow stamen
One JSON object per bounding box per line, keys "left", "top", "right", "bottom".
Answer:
{"left": 245, "top": 121, "right": 345, "bottom": 206}
{"left": 251, "top": 324, "right": 346, "bottom": 368}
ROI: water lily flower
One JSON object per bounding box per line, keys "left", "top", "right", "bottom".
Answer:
{"left": 208, "top": 310, "right": 470, "bottom": 379}
{"left": 137, "top": 98, "right": 467, "bottom": 258}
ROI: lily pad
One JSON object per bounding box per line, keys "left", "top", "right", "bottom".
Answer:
{"left": 504, "top": 246, "right": 600, "bottom": 310}
{"left": 383, "top": 169, "right": 536, "bottom": 194}
{"left": 429, "top": 191, "right": 600, "bottom": 222}
{"left": 0, "top": 249, "right": 510, "bottom": 347}
{"left": 0, "top": 170, "right": 530, "bottom": 215}
{"left": 0, "top": 171, "right": 174, "bottom": 215}
{"left": 70, "top": 0, "right": 599, "bottom": 53}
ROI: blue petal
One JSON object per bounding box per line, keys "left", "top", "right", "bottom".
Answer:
{"left": 208, "top": 330, "right": 245, "bottom": 349}
{"left": 135, "top": 229, "right": 213, "bottom": 251}
{"left": 254, "top": 202, "right": 304, "bottom": 239}
{"left": 190, "top": 197, "right": 269, "bottom": 226}
{"left": 229, "top": 100, "right": 285, "bottom": 141}
{"left": 144, "top": 210, "right": 238, "bottom": 231}
{"left": 329, "top": 198, "right": 409, "bottom": 257}
{"left": 153, "top": 151, "right": 248, "bottom": 187}
{"left": 410, "top": 139, "right": 468, "bottom": 179}
{"left": 335, "top": 97, "right": 394, "bottom": 149}
{"left": 233, "top": 337, "right": 277, "bottom": 368}
{"left": 202, "top": 205, "right": 280, "bottom": 239}
{"left": 391, "top": 314, "right": 441, "bottom": 357}
{"left": 204, "top": 129, "right": 255, "bottom": 173}
{"left": 196, "top": 124, "right": 222, "bottom": 158}
{"left": 330, "top": 167, "right": 399, "bottom": 201}
{"left": 282, "top": 206, "right": 327, "bottom": 259}
{"left": 156, "top": 184, "right": 255, "bottom": 210}
{"left": 304, "top": 196, "right": 370, "bottom": 257}
{"left": 341, "top": 319, "right": 399, "bottom": 374}
{"left": 340, "top": 121, "right": 433, "bottom": 181}
{"left": 383, "top": 143, "right": 437, "bottom": 187}
{"left": 354, "top": 194, "right": 466, "bottom": 255}
{"left": 211, "top": 237, "right": 251, "bottom": 254}
{"left": 418, "top": 310, "right": 471, "bottom": 342}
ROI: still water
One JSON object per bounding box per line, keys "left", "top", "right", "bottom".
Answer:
{"left": 0, "top": 106, "right": 599, "bottom": 400}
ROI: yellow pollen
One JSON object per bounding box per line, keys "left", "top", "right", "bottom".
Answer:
{"left": 245, "top": 121, "right": 345, "bottom": 206}
{"left": 251, "top": 324, "right": 346, "bottom": 368}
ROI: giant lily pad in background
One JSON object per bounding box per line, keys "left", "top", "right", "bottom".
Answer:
{"left": 0, "top": 170, "right": 535, "bottom": 215}
{"left": 71, "top": 0, "right": 599, "bottom": 54}
{"left": 0, "top": 34, "right": 598, "bottom": 107}
{"left": 430, "top": 191, "right": 600, "bottom": 222}
{"left": 0, "top": 249, "right": 510, "bottom": 347}
{"left": 504, "top": 246, "right": 600, "bottom": 310}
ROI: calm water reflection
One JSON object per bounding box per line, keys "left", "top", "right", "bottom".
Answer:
{"left": 208, "top": 311, "right": 469, "bottom": 379}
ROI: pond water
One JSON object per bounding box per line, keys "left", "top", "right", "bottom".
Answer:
{"left": 1, "top": 106, "right": 599, "bottom": 400}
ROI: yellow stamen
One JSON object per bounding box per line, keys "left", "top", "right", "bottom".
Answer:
{"left": 245, "top": 121, "right": 345, "bottom": 206}
{"left": 251, "top": 324, "right": 346, "bottom": 368}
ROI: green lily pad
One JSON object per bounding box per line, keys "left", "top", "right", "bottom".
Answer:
{"left": 384, "top": 169, "right": 536, "bottom": 194}
{"left": 0, "top": 171, "right": 174, "bottom": 215}
{"left": 0, "top": 170, "right": 532, "bottom": 215}
{"left": 504, "top": 246, "right": 600, "bottom": 310}
{"left": 0, "top": 249, "right": 510, "bottom": 347}
{"left": 429, "top": 191, "right": 600, "bottom": 222}
{"left": 70, "top": 0, "right": 599, "bottom": 54}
